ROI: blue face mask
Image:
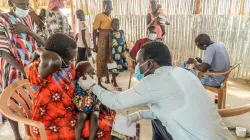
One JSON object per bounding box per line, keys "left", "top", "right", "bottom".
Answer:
{"left": 134, "top": 61, "right": 149, "bottom": 81}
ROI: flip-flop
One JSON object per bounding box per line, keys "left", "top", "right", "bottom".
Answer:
{"left": 110, "top": 81, "right": 122, "bottom": 91}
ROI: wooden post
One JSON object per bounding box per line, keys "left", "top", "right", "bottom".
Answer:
{"left": 70, "top": 0, "right": 75, "bottom": 32}
{"left": 239, "top": 0, "right": 246, "bottom": 15}
{"left": 193, "top": 0, "right": 201, "bottom": 14}
{"left": 227, "top": 0, "right": 232, "bottom": 15}
{"left": 215, "top": 0, "right": 219, "bottom": 15}
{"left": 85, "top": 0, "right": 90, "bottom": 15}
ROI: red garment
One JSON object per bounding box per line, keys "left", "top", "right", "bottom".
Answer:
{"left": 25, "top": 61, "right": 116, "bottom": 140}
{"left": 130, "top": 38, "right": 149, "bottom": 56}
{"left": 150, "top": 13, "right": 163, "bottom": 38}
{"left": 25, "top": 61, "right": 76, "bottom": 140}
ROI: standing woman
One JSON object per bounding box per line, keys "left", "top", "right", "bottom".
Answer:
{"left": 147, "top": 0, "right": 164, "bottom": 41}
{"left": 46, "top": 0, "right": 70, "bottom": 37}
{"left": 92, "top": 0, "right": 113, "bottom": 89}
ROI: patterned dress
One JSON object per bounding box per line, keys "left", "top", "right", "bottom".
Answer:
{"left": 25, "top": 61, "right": 116, "bottom": 140}
{"left": 0, "top": 13, "right": 38, "bottom": 92}
{"left": 109, "top": 30, "right": 128, "bottom": 73}
{"left": 46, "top": 11, "right": 70, "bottom": 37}
{"left": 25, "top": 61, "right": 77, "bottom": 140}
{"left": 72, "top": 81, "right": 99, "bottom": 113}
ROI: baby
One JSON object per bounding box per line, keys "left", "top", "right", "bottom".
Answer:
{"left": 73, "top": 61, "right": 101, "bottom": 140}
{"left": 155, "top": 4, "right": 170, "bottom": 36}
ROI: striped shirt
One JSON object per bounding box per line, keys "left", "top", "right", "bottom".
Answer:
{"left": 0, "top": 13, "right": 38, "bottom": 92}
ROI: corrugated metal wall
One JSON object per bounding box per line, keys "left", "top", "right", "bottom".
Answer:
{"left": 75, "top": 0, "right": 250, "bottom": 80}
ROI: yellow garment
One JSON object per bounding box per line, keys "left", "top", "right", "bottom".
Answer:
{"left": 93, "top": 13, "right": 112, "bottom": 30}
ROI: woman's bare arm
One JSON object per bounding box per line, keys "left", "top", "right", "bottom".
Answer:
{"left": 33, "top": 48, "right": 62, "bottom": 78}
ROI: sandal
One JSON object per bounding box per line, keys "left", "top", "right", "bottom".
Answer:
{"left": 110, "top": 80, "right": 122, "bottom": 91}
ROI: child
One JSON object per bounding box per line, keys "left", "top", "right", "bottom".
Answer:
{"left": 73, "top": 61, "right": 102, "bottom": 140}
{"left": 155, "top": 4, "right": 170, "bottom": 37}
{"left": 39, "top": 8, "right": 46, "bottom": 22}
{"left": 108, "top": 18, "right": 128, "bottom": 91}
{"left": 76, "top": 9, "right": 92, "bottom": 63}
{"left": 37, "top": 9, "right": 47, "bottom": 39}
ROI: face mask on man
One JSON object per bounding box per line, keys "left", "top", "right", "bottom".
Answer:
{"left": 13, "top": 7, "right": 29, "bottom": 19}
{"left": 134, "top": 61, "right": 150, "bottom": 81}
{"left": 148, "top": 33, "right": 157, "bottom": 41}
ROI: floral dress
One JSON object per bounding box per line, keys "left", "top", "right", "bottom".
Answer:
{"left": 109, "top": 30, "right": 128, "bottom": 73}
{"left": 25, "top": 61, "right": 116, "bottom": 140}
{"left": 72, "top": 81, "right": 99, "bottom": 113}
{"left": 25, "top": 61, "right": 76, "bottom": 140}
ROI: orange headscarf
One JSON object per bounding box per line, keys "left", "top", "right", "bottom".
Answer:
{"left": 48, "top": 0, "right": 65, "bottom": 10}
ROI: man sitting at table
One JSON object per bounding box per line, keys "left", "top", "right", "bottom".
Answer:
{"left": 180, "top": 34, "right": 230, "bottom": 87}
{"left": 130, "top": 26, "right": 157, "bottom": 60}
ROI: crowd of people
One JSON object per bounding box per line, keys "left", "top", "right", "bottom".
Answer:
{"left": 0, "top": 0, "right": 234, "bottom": 140}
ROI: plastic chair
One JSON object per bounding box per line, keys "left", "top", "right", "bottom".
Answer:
{"left": 0, "top": 80, "right": 47, "bottom": 140}
{"left": 126, "top": 41, "right": 136, "bottom": 89}
{"left": 198, "top": 62, "right": 241, "bottom": 109}
{"left": 218, "top": 104, "right": 250, "bottom": 117}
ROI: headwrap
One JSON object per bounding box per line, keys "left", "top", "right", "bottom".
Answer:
{"left": 48, "top": 0, "right": 65, "bottom": 10}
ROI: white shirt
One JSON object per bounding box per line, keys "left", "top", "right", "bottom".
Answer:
{"left": 77, "top": 21, "right": 91, "bottom": 48}
{"left": 92, "top": 66, "right": 234, "bottom": 140}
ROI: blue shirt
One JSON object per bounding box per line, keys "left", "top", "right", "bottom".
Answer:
{"left": 92, "top": 66, "right": 233, "bottom": 140}
{"left": 203, "top": 42, "right": 230, "bottom": 85}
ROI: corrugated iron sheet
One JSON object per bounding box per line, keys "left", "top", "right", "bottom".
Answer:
{"left": 76, "top": 0, "right": 250, "bottom": 80}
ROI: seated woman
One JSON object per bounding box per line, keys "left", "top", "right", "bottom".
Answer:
{"left": 25, "top": 33, "right": 115, "bottom": 140}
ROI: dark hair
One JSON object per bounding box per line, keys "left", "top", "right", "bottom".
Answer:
{"left": 76, "top": 61, "right": 91, "bottom": 73}
{"left": 76, "top": 9, "right": 84, "bottom": 16}
{"left": 141, "top": 41, "right": 172, "bottom": 66}
{"left": 39, "top": 8, "right": 46, "bottom": 14}
{"left": 112, "top": 18, "right": 119, "bottom": 24}
{"left": 195, "top": 34, "right": 211, "bottom": 45}
{"left": 45, "top": 33, "right": 77, "bottom": 60}
{"left": 150, "top": 0, "right": 157, "bottom": 4}
{"left": 147, "top": 26, "right": 156, "bottom": 32}
{"left": 157, "top": 4, "right": 162, "bottom": 8}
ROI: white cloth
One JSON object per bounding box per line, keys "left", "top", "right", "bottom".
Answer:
{"left": 92, "top": 66, "right": 234, "bottom": 140}
{"left": 77, "top": 21, "right": 91, "bottom": 48}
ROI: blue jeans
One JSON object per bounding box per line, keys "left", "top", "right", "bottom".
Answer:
{"left": 180, "top": 61, "right": 221, "bottom": 87}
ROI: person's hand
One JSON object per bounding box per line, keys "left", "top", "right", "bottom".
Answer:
{"left": 127, "top": 112, "right": 141, "bottom": 127}
{"left": 187, "top": 58, "right": 197, "bottom": 64}
{"left": 195, "top": 57, "right": 202, "bottom": 63}
{"left": 100, "top": 105, "right": 112, "bottom": 115}
{"left": 30, "top": 47, "right": 47, "bottom": 63}
{"left": 78, "top": 75, "right": 96, "bottom": 90}
{"left": 107, "top": 56, "right": 113, "bottom": 63}
{"left": 10, "top": 24, "right": 31, "bottom": 34}
{"left": 93, "top": 104, "right": 101, "bottom": 111}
